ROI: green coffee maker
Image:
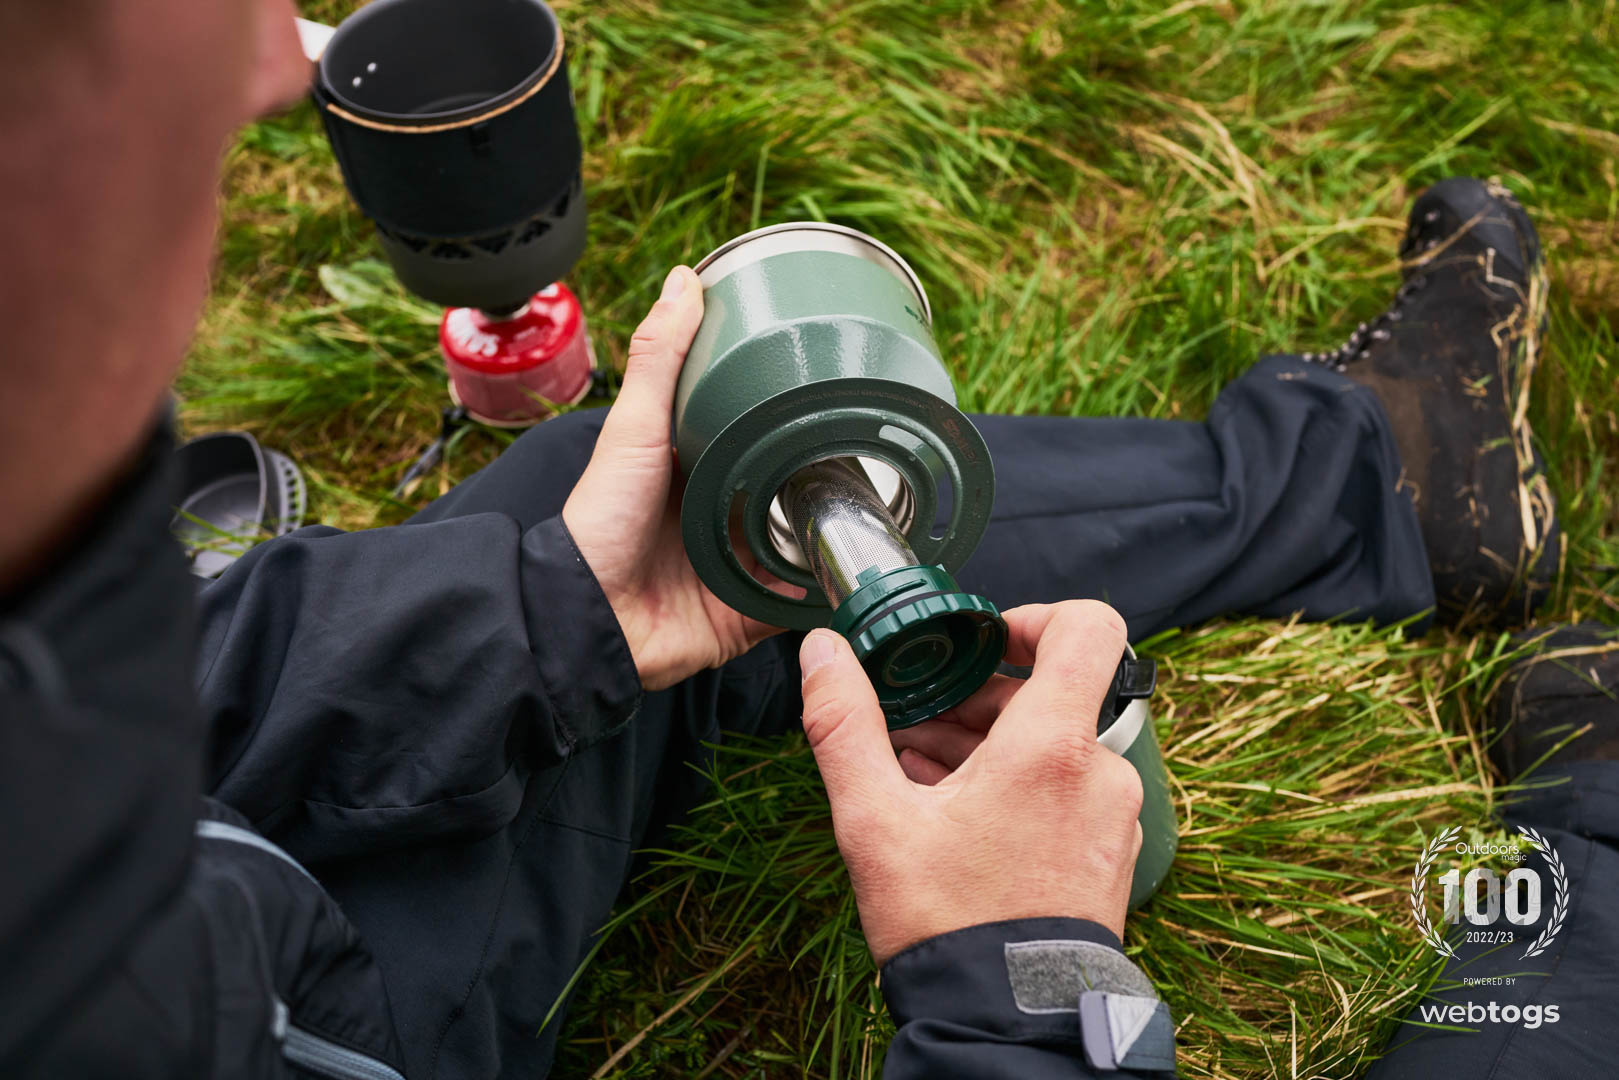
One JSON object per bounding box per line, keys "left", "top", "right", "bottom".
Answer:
{"left": 673, "top": 222, "right": 1176, "bottom": 905}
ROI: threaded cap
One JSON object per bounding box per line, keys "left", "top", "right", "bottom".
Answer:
{"left": 829, "top": 564, "right": 1007, "bottom": 730}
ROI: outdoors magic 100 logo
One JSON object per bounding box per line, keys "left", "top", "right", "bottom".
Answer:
{"left": 1409, "top": 824, "right": 1570, "bottom": 960}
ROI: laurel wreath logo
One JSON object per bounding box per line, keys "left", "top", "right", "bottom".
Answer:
{"left": 1516, "top": 824, "right": 1569, "bottom": 960}
{"left": 1409, "top": 825, "right": 1461, "bottom": 958}
{"left": 1409, "top": 824, "right": 1570, "bottom": 961}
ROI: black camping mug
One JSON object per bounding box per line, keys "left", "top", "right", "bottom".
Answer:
{"left": 314, "top": 0, "right": 585, "bottom": 313}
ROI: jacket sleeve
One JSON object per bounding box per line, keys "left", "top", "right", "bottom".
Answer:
{"left": 0, "top": 429, "right": 401, "bottom": 1075}
{"left": 880, "top": 918, "right": 1176, "bottom": 1079}
{"left": 194, "top": 511, "right": 643, "bottom": 864}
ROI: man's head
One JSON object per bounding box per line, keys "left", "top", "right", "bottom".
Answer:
{"left": 0, "top": 0, "right": 309, "bottom": 594}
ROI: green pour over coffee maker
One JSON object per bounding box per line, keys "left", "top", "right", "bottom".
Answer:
{"left": 675, "top": 223, "right": 1007, "bottom": 728}
{"left": 672, "top": 221, "right": 1169, "bottom": 730}
{"left": 673, "top": 222, "right": 1176, "bottom": 906}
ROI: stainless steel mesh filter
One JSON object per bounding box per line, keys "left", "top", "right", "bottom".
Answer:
{"left": 780, "top": 456, "right": 1011, "bottom": 731}
{"left": 779, "top": 458, "right": 919, "bottom": 607}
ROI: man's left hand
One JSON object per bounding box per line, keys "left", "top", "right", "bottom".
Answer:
{"left": 562, "top": 266, "right": 793, "bottom": 691}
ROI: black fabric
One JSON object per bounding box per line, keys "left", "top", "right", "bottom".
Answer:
{"left": 882, "top": 917, "right": 1124, "bottom": 1029}
{"left": 2, "top": 353, "right": 1438, "bottom": 1078}
{"left": 19, "top": 797, "right": 407, "bottom": 1080}
{"left": 1489, "top": 624, "right": 1619, "bottom": 778}
{"left": 424, "top": 353, "right": 1435, "bottom": 644}
{"left": 960, "top": 354, "right": 1432, "bottom": 636}
{"left": 315, "top": 352, "right": 1430, "bottom": 1077}
{"left": 198, "top": 512, "right": 641, "bottom": 865}
{"left": 0, "top": 428, "right": 204, "bottom": 1070}
{"left": 0, "top": 432, "right": 403, "bottom": 1078}
{"left": 879, "top": 917, "right": 1168, "bottom": 1080}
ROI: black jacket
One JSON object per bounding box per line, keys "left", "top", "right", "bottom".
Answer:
{"left": 0, "top": 427, "right": 1172, "bottom": 1078}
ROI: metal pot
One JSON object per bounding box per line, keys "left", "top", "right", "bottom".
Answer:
{"left": 171, "top": 431, "right": 306, "bottom": 578}
{"left": 314, "top": 0, "right": 585, "bottom": 312}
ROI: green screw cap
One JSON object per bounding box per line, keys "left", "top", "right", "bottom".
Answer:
{"left": 829, "top": 564, "right": 1008, "bottom": 730}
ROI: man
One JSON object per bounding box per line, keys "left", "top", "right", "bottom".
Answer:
{"left": 1, "top": 3, "right": 1612, "bottom": 1079}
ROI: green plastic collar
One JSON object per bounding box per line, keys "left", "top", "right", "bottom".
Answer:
{"left": 829, "top": 564, "right": 1008, "bottom": 730}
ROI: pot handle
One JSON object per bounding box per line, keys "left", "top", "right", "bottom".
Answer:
{"left": 296, "top": 18, "right": 335, "bottom": 63}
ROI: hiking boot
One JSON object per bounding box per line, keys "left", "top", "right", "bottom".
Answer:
{"left": 1489, "top": 623, "right": 1619, "bottom": 781}
{"left": 1304, "top": 177, "right": 1558, "bottom": 628}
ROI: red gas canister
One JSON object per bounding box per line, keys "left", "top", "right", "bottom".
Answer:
{"left": 439, "top": 282, "right": 594, "bottom": 426}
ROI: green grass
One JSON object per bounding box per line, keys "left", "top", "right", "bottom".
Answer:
{"left": 187, "top": 0, "right": 1619, "bottom": 1075}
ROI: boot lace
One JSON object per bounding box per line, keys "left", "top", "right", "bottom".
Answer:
{"left": 1303, "top": 208, "right": 1441, "bottom": 371}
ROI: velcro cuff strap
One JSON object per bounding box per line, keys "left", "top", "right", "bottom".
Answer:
{"left": 1004, "top": 939, "right": 1156, "bottom": 1011}
{"left": 1079, "top": 991, "right": 1176, "bottom": 1073}
{"left": 880, "top": 917, "right": 1176, "bottom": 1064}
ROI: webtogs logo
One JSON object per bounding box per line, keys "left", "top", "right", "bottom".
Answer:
{"left": 1416, "top": 1001, "right": 1560, "bottom": 1029}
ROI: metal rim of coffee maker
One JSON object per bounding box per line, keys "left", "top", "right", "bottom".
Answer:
{"left": 693, "top": 222, "right": 933, "bottom": 324}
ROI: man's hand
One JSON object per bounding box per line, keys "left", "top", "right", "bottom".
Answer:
{"left": 562, "top": 266, "right": 790, "bottom": 691}
{"left": 799, "top": 600, "right": 1144, "bottom": 964}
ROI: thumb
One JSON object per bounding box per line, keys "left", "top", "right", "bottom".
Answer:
{"left": 595, "top": 265, "right": 704, "bottom": 459}
{"left": 800, "top": 630, "right": 909, "bottom": 811}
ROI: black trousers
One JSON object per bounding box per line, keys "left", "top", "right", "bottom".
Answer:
{"left": 330, "top": 353, "right": 1609, "bottom": 1075}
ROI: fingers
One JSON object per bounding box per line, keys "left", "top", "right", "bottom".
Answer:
{"left": 897, "top": 747, "right": 951, "bottom": 786}
{"left": 984, "top": 600, "right": 1128, "bottom": 760}
{"left": 889, "top": 716, "right": 986, "bottom": 774}
{"left": 1012, "top": 601, "right": 1127, "bottom": 740}
{"left": 885, "top": 671, "right": 1025, "bottom": 777}
{"left": 731, "top": 549, "right": 804, "bottom": 650}
{"left": 929, "top": 673, "right": 1022, "bottom": 732}
{"left": 593, "top": 266, "right": 704, "bottom": 462}
{"left": 1001, "top": 602, "right": 1060, "bottom": 666}
{"left": 738, "top": 615, "right": 790, "bottom": 654}
{"left": 800, "top": 630, "right": 910, "bottom": 811}
{"left": 251, "top": 0, "right": 314, "bottom": 115}
{"left": 734, "top": 541, "right": 810, "bottom": 604}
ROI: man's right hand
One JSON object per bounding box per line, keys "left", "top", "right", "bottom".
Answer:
{"left": 798, "top": 600, "right": 1144, "bottom": 965}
